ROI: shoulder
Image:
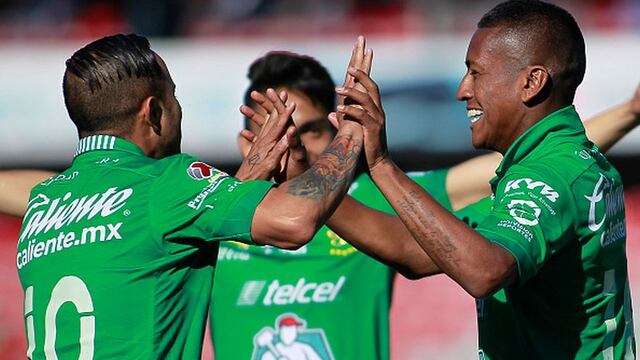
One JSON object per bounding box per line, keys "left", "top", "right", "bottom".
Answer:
{"left": 151, "top": 154, "right": 229, "bottom": 184}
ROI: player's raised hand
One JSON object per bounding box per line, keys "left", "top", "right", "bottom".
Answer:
{"left": 235, "top": 88, "right": 298, "bottom": 181}
{"left": 331, "top": 35, "right": 373, "bottom": 129}
{"left": 333, "top": 67, "right": 389, "bottom": 172}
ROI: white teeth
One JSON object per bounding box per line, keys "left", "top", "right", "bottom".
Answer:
{"left": 467, "top": 109, "right": 483, "bottom": 123}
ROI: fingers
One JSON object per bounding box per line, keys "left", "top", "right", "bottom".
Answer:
{"left": 336, "top": 104, "right": 376, "bottom": 127}
{"left": 250, "top": 91, "right": 275, "bottom": 114}
{"left": 343, "top": 35, "right": 366, "bottom": 90}
{"left": 279, "top": 89, "right": 288, "bottom": 103}
{"left": 347, "top": 67, "right": 381, "bottom": 107}
{"left": 335, "top": 86, "right": 377, "bottom": 112}
{"left": 362, "top": 48, "right": 373, "bottom": 76}
{"left": 327, "top": 112, "right": 339, "bottom": 129}
{"left": 285, "top": 125, "right": 301, "bottom": 150}
{"left": 239, "top": 129, "right": 256, "bottom": 143}
{"left": 240, "top": 105, "right": 266, "bottom": 128}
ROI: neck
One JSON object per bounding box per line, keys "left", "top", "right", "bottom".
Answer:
{"left": 495, "top": 100, "right": 569, "bottom": 154}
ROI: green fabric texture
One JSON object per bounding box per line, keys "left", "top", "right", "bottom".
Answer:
{"left": 210, "top": 170, "right": 451, "bottom": 360}
{"left": 17, "top": 135, "right": 272, "bottom": 359}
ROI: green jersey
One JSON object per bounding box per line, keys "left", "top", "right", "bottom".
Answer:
{"left": 211, "top": 170, "right": 451, "bottom": 360}
{"left": 473, "top": 106, "right": 635, "bottom": 359}
{"left": 17, "top": 135, "right": 272, "bottom": 360}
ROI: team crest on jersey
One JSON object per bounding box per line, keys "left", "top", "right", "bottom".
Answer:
{"left": 252, "top": 313, "right": 334, "bottom": 360}
{"left": 187, "top": 162, "right": 214, "bottom": 180}
{"left": 326, "top": 229, "right": 357, "bottom": 257}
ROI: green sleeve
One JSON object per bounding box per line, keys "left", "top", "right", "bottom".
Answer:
{"left": 475, "top": 167, "right": 576, "bottom": 284}
{"left": 453, "top": 196, "right": 492, "bottom": 228}
{"left": 348, "top": 168, "right": 452, "bottom": 214}
{"left": 150, "top": 155, "right": 273, "bottom": 245}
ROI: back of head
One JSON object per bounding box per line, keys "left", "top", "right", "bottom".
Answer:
{"left": 63, "top": 34, "right": 167, "bottom": 137}
{"left": 243, "top": 51, "right": 336, "bottom": 129}
{"left": 478, "top": 0, "right": 586, "bottom": 104}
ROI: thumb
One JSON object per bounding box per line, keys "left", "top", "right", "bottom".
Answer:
{"left": 328, "top": 112, "right": 339, "bottom": 129}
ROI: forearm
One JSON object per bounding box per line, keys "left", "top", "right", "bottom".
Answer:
{"left": 370, "top": 159, "right": 516, "bottom": 297}
{"left": 252, "top": 126, "right": 363, "bottom": 248}
{"left": 585, "top": 100, "right": 640, "bottom": 153}
{"left": 327, "top": 195, "right": 441, "bottom": 279}
{"left": 0, "top": 170, "right": 55, "bottom": 217}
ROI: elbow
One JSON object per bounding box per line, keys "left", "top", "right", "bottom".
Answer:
{"left": 278, "top": 228, "right": 315, "bottom": 250}
{"left": 398, "top": 269, "right": 427, "bottom": 280}
{"left": 464, "top": 265, "right": 514, "bottom": 299}
{"left": 267, "top": 216, "right": 318, "bottom": 250}
{"left": 397, "top": 265, "right": 438, "bottom": 280}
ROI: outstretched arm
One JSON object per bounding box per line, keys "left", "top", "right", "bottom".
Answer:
{"left": 0, "top": 170, "right": 55, "bottom": 217}
{"left": 584, "top": 84, "right": 640, "bottom": 153}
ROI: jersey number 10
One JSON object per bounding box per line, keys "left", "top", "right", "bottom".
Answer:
{"left": 24, "top": 276, "right": 95, "bottom": 359}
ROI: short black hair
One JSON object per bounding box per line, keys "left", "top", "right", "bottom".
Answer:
{"left": 63, "top": 33, "right": 168, "bottom": 136}
{"left": 243, "top": 51, "right": 336, "bottom": 129}
{"left": 478, "top": 0, "right": 586, "bottom": 103}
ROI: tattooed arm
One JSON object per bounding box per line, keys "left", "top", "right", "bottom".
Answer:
{"left": 335, "top": 68, "right": 515, "bottom": 297}
{"left": 250, "top": 92, "right": 364, "bottom": 250}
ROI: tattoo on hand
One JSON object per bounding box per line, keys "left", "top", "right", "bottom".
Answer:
{"left": 397, "top": 190, "right": 460, "bottom": 266}
{"left": 248, "top": 154, "right": 260, "bottom": 169}
{"left": 286, "top": 134, "right": 361, "bottom": 200}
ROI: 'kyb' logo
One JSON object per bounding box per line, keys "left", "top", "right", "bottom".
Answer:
{"left": 237, "top": 277, "right": 345, "bottom": 306}
{"left": 504, "top": 178, "right": 559, "bottom": 202}
{"left": 252, "top": 313, "right": 334, "bottom": 360}
{"left": 20, "top": 187, "right": 133, "bottom": 243}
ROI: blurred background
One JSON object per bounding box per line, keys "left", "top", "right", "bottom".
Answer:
{"left": 0, "top": 0, "right": 639, "bottom": 359}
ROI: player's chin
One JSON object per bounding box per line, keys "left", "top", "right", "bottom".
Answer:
{"left": 470, "top": 130, "right": 484, "bottom": 149}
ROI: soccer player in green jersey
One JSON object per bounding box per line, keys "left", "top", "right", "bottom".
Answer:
{"left": 3, "top": 38, "right": 639, "bottom": 359}
{"left": 332, "top": 1, "right": 635, "bottom": 358}
{"left": 14, "top": 33, "right": 367, "bottom": 360}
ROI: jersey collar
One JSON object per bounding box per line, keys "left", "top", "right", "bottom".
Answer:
{"left": 491, "top": 105, "right": 585, "bottom": 187}
{"left": 74, "top": 135, "right": 145, "bottom": 158}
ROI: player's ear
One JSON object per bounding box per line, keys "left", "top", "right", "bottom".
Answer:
{"left": 140, "top": 96, "right": 163, "bottom": 136}
{"left": 521, "top": 65, "right": 551, "bottom": 106}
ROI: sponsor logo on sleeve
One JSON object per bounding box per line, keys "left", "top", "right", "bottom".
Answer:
{"left": 187, "top": 162, "right": 214, "bottom": 180}
{"left": 504, "top": 178, "right": 559, "bottom": 203}
{"left": 507, "top": 199, "right": 541, "bottom": 226}
{"left": 502, "top": 177, "right": 559, "bottom": 227}
{"left": 252, "top": 313, "right": 334, "bottom": 360}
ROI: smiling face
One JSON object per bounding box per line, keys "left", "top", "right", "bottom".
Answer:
{"left": 456, "top": 27, "right": 527, "bottom": 153}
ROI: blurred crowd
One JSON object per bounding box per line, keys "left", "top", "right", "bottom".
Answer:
{"left": 0, "top": 0, "right": 639, "bottom": 39}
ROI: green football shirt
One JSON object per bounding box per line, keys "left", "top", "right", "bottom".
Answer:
{"left": 473, "top": 106, "right": 635, "bottom": 359}
{"left": 210, "top": 170, "right": 452, "bottom": 360}
{"left": 17, "top": 135, "right": 273, "bottom": 359}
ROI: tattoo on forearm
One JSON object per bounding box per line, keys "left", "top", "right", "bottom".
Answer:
{"left": 287, "top": 134, "right": 361, "bottom": 200}
{"left": 396, "top": 190, "right": 460, "bottom": 266}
